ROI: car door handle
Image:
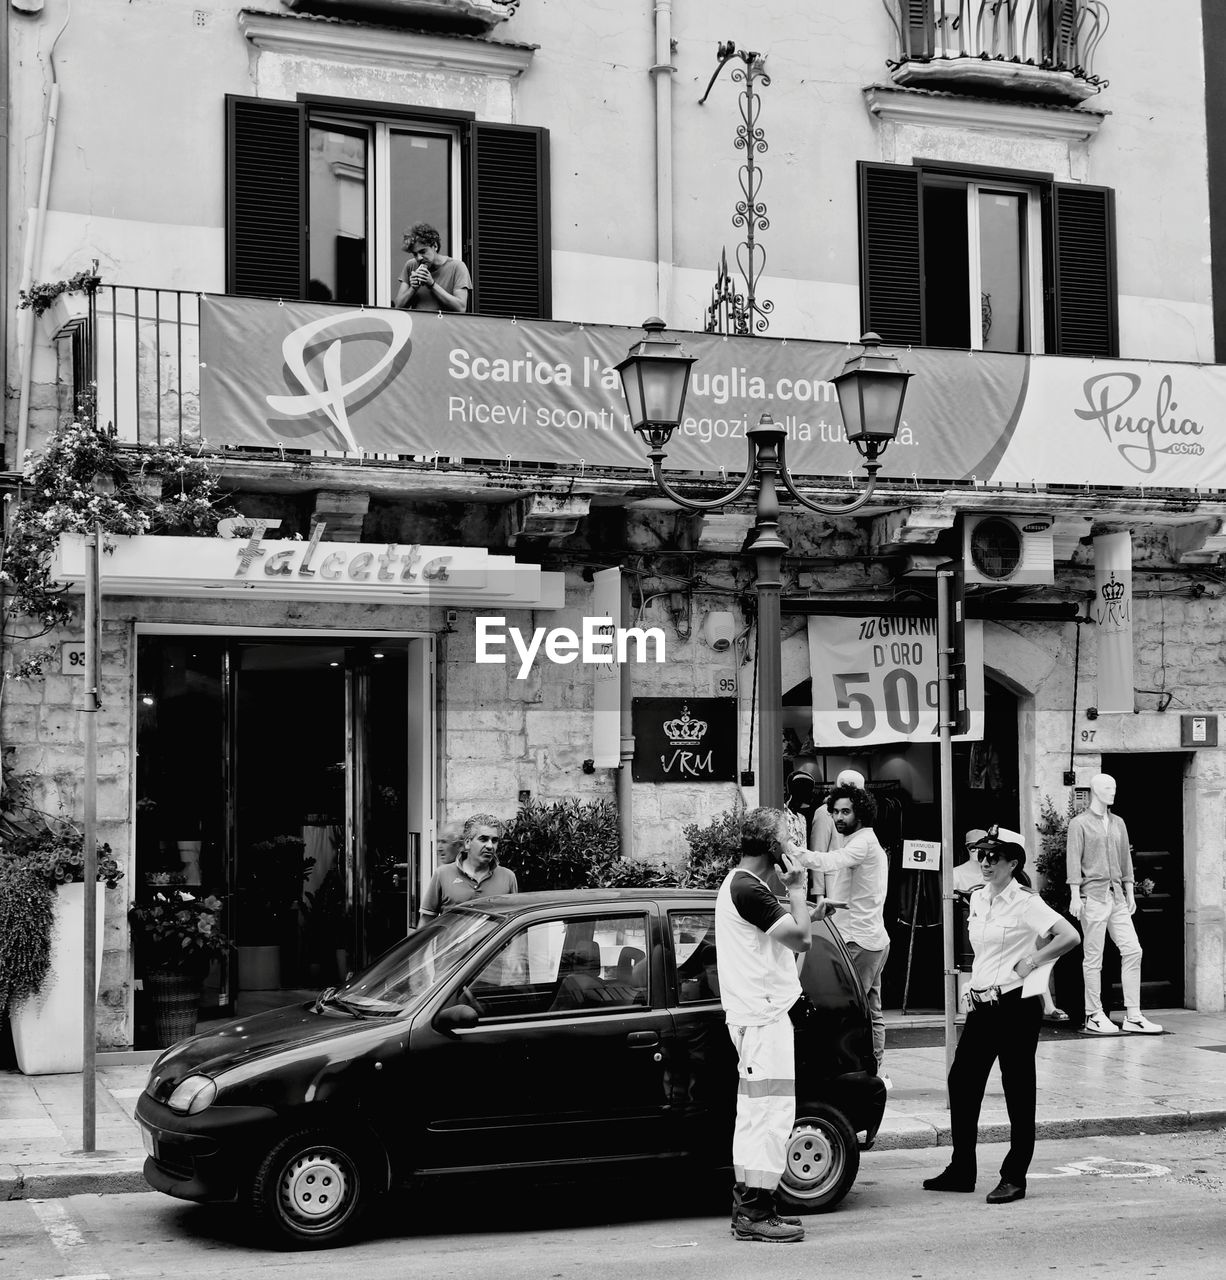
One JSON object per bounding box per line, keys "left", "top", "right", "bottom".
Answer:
{"left": 626, "top": 1031, "right": 660, "bottom": 1048}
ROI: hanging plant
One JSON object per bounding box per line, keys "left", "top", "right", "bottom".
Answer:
{"left": 16, "top": 269, "right": 101, "bottom": 319}
{"left": 0, "top": 413, "right": 236, "bottom": 676}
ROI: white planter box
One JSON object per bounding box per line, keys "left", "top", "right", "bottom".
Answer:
{"left": 11, "top": 882, "right": 106, "bottom": 1074}
{"left": 38, "top": 291, "right": 89, "bottom": 341}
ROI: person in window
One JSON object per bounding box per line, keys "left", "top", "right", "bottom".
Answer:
{"left": 923, "top": 826, "right": 1079, "bottom": 1205}
{"left": 419, "top": 814, "right": 513, "bottom": 922}
{"left": 393, "top": 222, "right": 472, "bottom": 312}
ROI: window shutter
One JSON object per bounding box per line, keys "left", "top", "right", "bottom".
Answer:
{"left": 858, "top": 162, "right": 924, "bottom": 346}
{"left": 225, "top": 96, "right": 306, "bottom": 298}
{"left": 1049, "top": 0, "right": 1080, "bottom": 67}
{"left": 1048, "top": 183, "right": 1118, "bottom": 357}
{"left": 904, "top": 0, "right": 935, "bottom": 59}
{"left": 468, "top": 123, "right": 551, "bottom": 319}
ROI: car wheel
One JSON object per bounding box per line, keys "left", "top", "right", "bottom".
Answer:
{"left": 776, "top": 1103, "right": 859, "bottom": 1214}
{"left": 251, "top": 1130, "right": 369, "bottom": 1248}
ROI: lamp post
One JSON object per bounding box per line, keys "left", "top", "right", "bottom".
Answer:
{"left": 617, "top": 319, "right": 912, "bottom": 810}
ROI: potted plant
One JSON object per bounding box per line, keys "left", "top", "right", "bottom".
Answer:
{"left": 128, "top": 889, "right": 229, "bottom": 1047}
{"left": 0, "top": 790, "right": 124, "bottom": 1074}
{"left": 17, "top": 267, "right": 100, "bottom": 339}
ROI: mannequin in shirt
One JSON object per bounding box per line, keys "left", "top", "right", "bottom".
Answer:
{"left": 1067, "top": 774, "right": 1162, "bottom": 1035}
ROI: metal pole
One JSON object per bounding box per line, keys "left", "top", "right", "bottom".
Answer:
{"left": 936, "top": 567, "right": 957, "bottom": 1100}
{"left": 81, "top": 522, "right": 102, "bottom": 1152}
{"left": 617, "top": 574, "right": 635, "bottom": 855}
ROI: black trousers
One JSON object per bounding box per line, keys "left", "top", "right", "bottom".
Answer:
{"left": 947, "top": 988, "right": 1043, "bottom": 1186}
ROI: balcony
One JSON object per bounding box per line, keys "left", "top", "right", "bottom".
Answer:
{"left": 881, "top": 1, "right": 1109, "bottom": 103}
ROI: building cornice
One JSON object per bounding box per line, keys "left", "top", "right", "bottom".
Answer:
{"left": 237, "top": 9, "right": 536, "bottom": 78}
{"left": 864, "top": 84, "right": 1107, "bottom": 141}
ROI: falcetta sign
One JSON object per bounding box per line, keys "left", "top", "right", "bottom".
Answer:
{"left": 51, "top": 529, "right": 565, "bottom": 609}
{"left": 199, "top": 296, "right": 1226, "bottom": 491}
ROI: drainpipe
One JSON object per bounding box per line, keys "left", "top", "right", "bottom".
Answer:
{"left": 2, "top": 6, "right": 11, "bottom": 458}
{"left": 650, "top": 0, "right": 676, "bottom": 319}
{"left": 617, "top": 574, "right": 635, "bottom": 856}
{"left": 14, "top": 4, "right": 71, "bottom": 469}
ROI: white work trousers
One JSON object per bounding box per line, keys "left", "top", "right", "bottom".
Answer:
{"left": 1081, "top": 884, "right": 1143, "bottom": 1014}
{"left": 728, "top": 1015, "right": 796, "bottom": 1192}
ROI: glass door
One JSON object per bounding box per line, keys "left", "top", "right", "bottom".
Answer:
{"left": 135, "top": 633, "right": 424, "bottom": 1045}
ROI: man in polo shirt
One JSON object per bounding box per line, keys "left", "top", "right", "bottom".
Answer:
{"left": 717, "top": 807, "right": 831, "bottom": 1244}
{"left": 419, "top": 814, "right": 515, "bottom": 922}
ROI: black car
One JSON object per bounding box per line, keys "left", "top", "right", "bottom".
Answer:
{"left": 136, "top": 889, "right": 886, "bottom": 1248}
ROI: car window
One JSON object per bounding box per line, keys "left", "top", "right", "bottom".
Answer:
{"left": 460, "top": 914, "right": 650, "bottom": 1019}
{"left": 337, "top": 910, "right": 501, "bottom": 1013}
{"left": 670, "top": 911, "right": 720, "bottom": 1004}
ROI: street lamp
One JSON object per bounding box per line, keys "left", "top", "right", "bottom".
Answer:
{"left": 617, "top": 319, "right": 912, "bottom": 809}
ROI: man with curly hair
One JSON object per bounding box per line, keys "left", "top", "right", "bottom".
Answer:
{"left": 419, "top": 813, "right": 514, "bottom": 922}
{"left": 393, "top": 222, "right": 472, "bottom": 312}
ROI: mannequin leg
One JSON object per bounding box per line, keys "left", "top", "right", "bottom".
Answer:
{"left": 1080, "top": 894, "right": 1111, "bottom": 1015}
{"left": 1106, "top": 893, "right": 1144, "bottom": 1014}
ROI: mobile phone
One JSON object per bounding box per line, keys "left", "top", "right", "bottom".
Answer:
{"left": 823, "top": 901, "right": 848, "bottom": 909}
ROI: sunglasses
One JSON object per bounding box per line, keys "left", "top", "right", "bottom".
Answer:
{"left": 976, "top": 850, "right": 1006, "bottom": 865}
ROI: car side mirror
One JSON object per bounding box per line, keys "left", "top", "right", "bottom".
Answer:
{"left": 434, "top": 1003, "right": 479, "bottom": 1034}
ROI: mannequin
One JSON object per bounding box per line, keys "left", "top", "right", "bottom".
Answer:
{"left": 1066, "top": 774, "right": 1162, "bottom": 1035}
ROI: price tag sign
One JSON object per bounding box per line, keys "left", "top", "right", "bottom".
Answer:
{"left": 60, "top": 642, "right": 87, "bottom": 674}
{"left": 711, "top": 669, "right": 737, "bottom": 697}
{"left": 902, "top": 839, "right": 941, "bottom": 871}
{"left": 808, "top": 616, "right": 986, "bottom": 747}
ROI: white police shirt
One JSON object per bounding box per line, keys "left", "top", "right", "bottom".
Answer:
{"left": 967, "top": 879, "right": 1062, "bottom": 994}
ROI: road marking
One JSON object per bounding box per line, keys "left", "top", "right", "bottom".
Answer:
{"left": 1031, "top": 1157, "right": 1171, "bottom": 1180}
{"left": 27, "top": 1199, "right": 110, "bottom": 1280}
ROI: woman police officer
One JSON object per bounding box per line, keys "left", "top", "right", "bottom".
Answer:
{"left": 923, "top": 825, "right": 1080, "bottom": 1204}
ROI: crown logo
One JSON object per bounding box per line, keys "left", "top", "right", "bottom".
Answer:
{"left": 1100, "top": 573, "right": 1125, "bottom": 603}
{"left": 663, "top": 704, "right": 708, "bottom": 745}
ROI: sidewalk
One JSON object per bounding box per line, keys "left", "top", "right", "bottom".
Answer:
{"left": 1, "top": 1009, "right": 1223, "bottom": 1200}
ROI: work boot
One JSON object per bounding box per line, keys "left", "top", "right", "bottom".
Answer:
{"left": 732, "top": 1213, "right": 805, "bottom": 1243}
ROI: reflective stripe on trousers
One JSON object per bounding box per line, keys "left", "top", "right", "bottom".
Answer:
{"left": 728, "top": 1016, "right": 796, "bottom": 1191}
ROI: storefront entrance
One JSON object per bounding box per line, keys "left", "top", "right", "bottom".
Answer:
{"left": 134, "top": 632, "right": 432, "bottom": 1044}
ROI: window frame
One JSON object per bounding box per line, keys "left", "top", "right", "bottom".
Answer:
{"left": 857, "top": 158, "right": 1118, "bottom": 358}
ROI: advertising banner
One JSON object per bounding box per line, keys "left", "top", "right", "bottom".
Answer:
{"left": 808, "top": 615, "right": 985, "bottom": 748}
{"left": 199, "top": 296, "right": 1226, "bottom": 490}
{"left": 1092, "top": 531, "right": 1135, "bottom": 714}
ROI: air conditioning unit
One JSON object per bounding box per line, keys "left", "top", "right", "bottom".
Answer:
{"left": 962, "top": 514, "right": 1055, "bottom": 585}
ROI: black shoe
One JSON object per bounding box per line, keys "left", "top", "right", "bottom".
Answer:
{"left": 922, "top": 1167, "right": 976, "bottom": 1192}
{"left": 986, "top": 1179, "right": 1026, "bottom": 1204}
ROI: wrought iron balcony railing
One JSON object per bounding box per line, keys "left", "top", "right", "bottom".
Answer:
{"left": 882, "top": 1, "right": 1109, "bottom": 101}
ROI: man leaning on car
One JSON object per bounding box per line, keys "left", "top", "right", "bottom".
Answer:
{"left": 419, "top": 814, "right": 516, "bottom": 922}
{"left": 716, "top": 807, "right": 834, "bottom": 1243}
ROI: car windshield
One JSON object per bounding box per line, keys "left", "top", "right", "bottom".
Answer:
{"left": 333, "top": 910, "right": 501, "bottom": 1015}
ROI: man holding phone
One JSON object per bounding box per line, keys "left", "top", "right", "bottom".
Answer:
{"left": 393, "top": 222, "right": 471, "bottom": 312}
{"left": 797, "top": 783, "right": 891, "bottom": 1087}
{"left": 716, "top": 808, "right": 835, "bottom": 1243}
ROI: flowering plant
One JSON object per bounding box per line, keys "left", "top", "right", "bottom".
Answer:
{"left": 0, "top": 768, "right": 124, "bottom": 889}
{"left": 128, "top": 890, "right": 229, "bottom": 976}
{"left": 1, "top": 414, "right": 235, "bottom": 676}
{"left": 16, "top": 269, "right": 100, "bottom": 318}
{"left": 1136, "top": 877, "right": 1157, "bottom": 897}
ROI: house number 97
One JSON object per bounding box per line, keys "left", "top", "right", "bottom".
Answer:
{"left": 1080, "top": 729, "right": 1096, "bottom": 742}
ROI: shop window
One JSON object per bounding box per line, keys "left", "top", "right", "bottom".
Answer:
{"left": 858, "top": 161, "right": 1118, "bottom": 357}
{"left": 226, "top": 95, "right": 551, "bottom": 318}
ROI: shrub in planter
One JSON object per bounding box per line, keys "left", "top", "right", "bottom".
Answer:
{"left": 1034, "top": 792, "right": 1085, "bottom": 1025}
{"left": 500, "top": 798, "right": 620, "bottom": 891}
{"left": 0, "top": 864, "right": 55, "bottom": 1018}
{"left": 679, "top": 809, "right": 745, "bottom": 888}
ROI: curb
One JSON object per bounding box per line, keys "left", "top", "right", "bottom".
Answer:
{"left": 5, "top": 1110, "right": 1225, "bottom": 1198}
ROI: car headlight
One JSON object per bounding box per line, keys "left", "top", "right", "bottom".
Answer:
{"left": 166, "top": 1075, "right": 217, "bottom": 1115}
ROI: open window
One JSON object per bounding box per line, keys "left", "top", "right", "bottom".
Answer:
{"left": 226, "top": 95, "right": 551, "bottom": 318}
{"left": 858, "top": 160, "right": 1117, "bottom": 357}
